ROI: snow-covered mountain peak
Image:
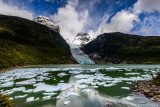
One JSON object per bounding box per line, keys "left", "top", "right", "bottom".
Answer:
{"left": 33, "top": 16, "right": 60, "bottom": 33}
{"left": 72, "top": 32, "right": 92, "bottom": 47}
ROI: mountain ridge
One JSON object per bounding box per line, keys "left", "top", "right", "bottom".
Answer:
{"left": 0, "top": 14, "right": 76, "bottom": 70}
{"left": 81, "top": 32, "right": 160, "bottom": 64}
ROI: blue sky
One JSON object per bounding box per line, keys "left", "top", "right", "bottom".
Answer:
{"left": 0, "top": 0, "right": 160, "bottom": 39}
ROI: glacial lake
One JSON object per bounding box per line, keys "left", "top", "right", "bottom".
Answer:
{"left": 1, "top": 64, "right": 160, "bottom": 107}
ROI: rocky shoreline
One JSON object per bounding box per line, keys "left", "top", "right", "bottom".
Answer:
{"left": 138, "top": 80, "right": 160, "bottom": 102}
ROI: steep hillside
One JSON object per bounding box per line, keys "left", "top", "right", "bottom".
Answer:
{"left": 0, "top": 15, "right": 75, "bottom": 70}
{"left": 81, "top": 32, "right": 160, "bottom": 64}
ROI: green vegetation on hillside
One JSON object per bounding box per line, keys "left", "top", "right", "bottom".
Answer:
{"left": 82, "top": 32, "right": 160, "bottom": 64}
{"left": 0, "top": 15, "right": 75, "bottom": 70}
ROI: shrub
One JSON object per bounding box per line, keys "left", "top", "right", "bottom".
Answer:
{"left": 0, "top": 91, "right": 13, "bottom": 107}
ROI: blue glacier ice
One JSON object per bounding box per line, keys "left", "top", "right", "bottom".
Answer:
{"left": 70, "top": 46, "right": 95, "bottom": 64}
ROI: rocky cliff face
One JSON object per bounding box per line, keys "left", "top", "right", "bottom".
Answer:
{"left": 81, "top": 32, "right": 160, "bottom": 64}
{"left": 33, "top": 16, "right": 60, "bottom": 33}
{"left": 72, "top": 32, "right": 92, "bottom": 47}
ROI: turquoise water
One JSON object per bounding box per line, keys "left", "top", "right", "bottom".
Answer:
{"left": 0, "top": 64, "right": 160, "bottom": 107}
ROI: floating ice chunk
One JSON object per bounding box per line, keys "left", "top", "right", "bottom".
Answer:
{"left": 33, "top": 83, "right": 72, "bottom": 92}
{"left": 125, "top": 73, "right": 140, "bottom": 75}
{"left": 126, "top": 96, "right": 134, "bottom": 101}
{"left": 62, "top": 91, "right": 79, "bottom": 98}
{"left": 16, "top": 79, "right": 36, "bottom": 85}
{"left": 126, "top": 82, "right": 132, "bottom": 84}
{"left": 77, "top": 85, "right": 88, "bottom": 89}
{"left": 33, "top": 84, "right": 59, "bottom": 92}
{"left": 96, "top": 82, "right": 105, "bottom": 86}
{"left": 105, "top": 67, "right": 120, "bottom": 70}
{"left": 58, "top": 83, "right": 72, "bottom": 91}
{"left": 69, "top": 71, "right": 82, "bottom": 74}
{"left": 0, "top": 81, "right": 14, "bottom": 87}
{"left": 42, "top": 96, "right": 51, "bottom": 100}
{"left": 12, "top": 87, "right": 26, "bottom": 92}
{"left": 104, "top": 83, "right": 116, "bottom": 87}
{"left": 81, "top": 89, "right": 92, "bottom": 93}
{"left": 23, "top": 89, "right": 33, "bottom": 93}
{"left": 3, "top": 90, "right": 14, "bottom": 94}
{"left": 26, "top": 97, "right": 34, "bottom": 102}
{"left": 121, "top": 87, "right": 130, "bottom": 90}
{"left": 64, "top": 101, "right": 70, "bottom": 105}
{"left": 60, "top": 80, "right": 64, "bottom": 83}
{"left": 35, "top": 97, "right": 39, "bottom": 101}
{"left": 58, "top": 73, "right": 68, "bottom": 77}
{"left": 43, "top": 92, "right": 57, "bottom": 96}
{"left": 75, "top": 74, "right": 92, "bottom": 79}
{"left": 15, "top": 94, "right": 28, "bottom": 98}
{"left": 91, "top": 86, "right": 98, "bottom": 88}
{"left": 56, "top": 96, "right": 62, "bottom": 100}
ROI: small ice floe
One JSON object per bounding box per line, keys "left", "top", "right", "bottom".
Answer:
{"left": 121, "top": 87, "right": 130, "bottom": 90}
{"left": 23, "top": 89, "right": 33, "bottom": 93}
{"left": 91, "top": 86, "right": 98, "bottom": 88}
{"left": 15, "top": 94, "right": 28, "bottom": 98}
{"left": 75, "top": 74, "right": 92, "bottom": 79}
{"left": 124, "top": 73, "right": 140, "bottom": 75}
{"left": 12, "top": 87, "right": 26, "bottom": 92}
{"left": 33, "top": 83, "right": 72, "bottom": 92}
{"left": 56, "top": 96, "right": 62, "bottom": 100}
{"left": 58, "top": 73, "right": 68, "bottom": 77}
{"left": 43, "top": 92, "right": 57, "bottom": 96}
{"left": 81, "top": 89, "right": 92, "bottom": 93}
{"left": 16, "top": 79, "right": 36, "bottom": 86}
{"left": 35, "top": 97, "right": 39, "bottom": 101}
{"left": 3, "top": 90, "right": 14, "bottom": 94}
{"left": 69, "top": 71, "right": 82, "bottom": 74}
{"left": 62, "top": 91, "right": 79, "bottom": 98}
{"left": 26, "top": 97, "right": 34, "bottom": 102}
{"left": 126, "top": 96, "right": 134, "bottom": 101}
{"left": 126, "top": 82, "right": 132, "bottom": 84}
{"left": 9, "top": 97, "right": 13, "bottom": 100}
{"left": 105, "top": 67, "right": 120, "bottom": 71}
{"left": 77, "top": 84, "right": 88, "bottom": 89}
{"left": 0, "top": 81, "right": 14, "bottom": 88}
{"left": 104, "top": 83, "right": 116, "bottom": 87}
{"left": 60, "top": 80, "right": 64, "bottom": 83}
{"left": 64, "top": 101, "right": 70, "bottom": 105}
{"left": 42, "top": 96, "right": 52, "bottom": 100}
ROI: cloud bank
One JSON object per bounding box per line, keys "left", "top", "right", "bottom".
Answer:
{"left": 88, "top": 0, "right": 160, "bottom": 38}
{"left": 51, "top": 0, "right": 88, "bottom": 39}
{"left": 0, "top": 0, "right": 33, "bottom": 20}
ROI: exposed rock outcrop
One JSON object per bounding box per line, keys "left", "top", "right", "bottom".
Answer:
{"left": 33, "top": 16, "right": 60, "bottom": 33}
{"left": 138, "top": 81, "right": 160, "bottom": 102}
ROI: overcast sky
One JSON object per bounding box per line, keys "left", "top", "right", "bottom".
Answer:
{"left": 0, "top": 0, "right": 160, "bottom": 39}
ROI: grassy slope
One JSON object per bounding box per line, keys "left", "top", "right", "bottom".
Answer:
{"left": 82, "top": 32, "right": 160, "bottom": 64}
{"left": 0, "top": 15, "right": 75, "bottom": 70}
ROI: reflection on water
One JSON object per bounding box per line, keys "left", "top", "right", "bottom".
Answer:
{"left": 0, "top": 64, "right": 160, "bottom": 107}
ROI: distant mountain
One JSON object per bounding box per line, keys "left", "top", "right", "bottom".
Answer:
{"left": 81, "top": 32, "right": 160, "bottom": 64}
{"left": 71, "top": 32, "right": 92, "bottom": 47}
{"left": 0, "top": 15, "right": 76, "bottom": 70}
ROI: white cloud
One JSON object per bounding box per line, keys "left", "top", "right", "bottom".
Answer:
{"left": 88, "top": 10, "right": 139, "bottom": 38}
{"left": 51, "top": 0, "right": 88, "bottom": 40}
{"left": 133, "top": 0, "right": 160, "bottom": 14}
{"left": 0, "top": 0, "right": 33, "bottom": 20}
